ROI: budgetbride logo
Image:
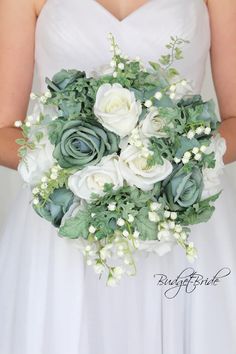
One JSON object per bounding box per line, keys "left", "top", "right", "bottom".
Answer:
{"left": 153, "top": 267, "right": 231, "bottom": 299}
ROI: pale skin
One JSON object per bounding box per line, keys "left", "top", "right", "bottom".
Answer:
{"left": 0, "top": 0, "right": 236, "bottom": 170}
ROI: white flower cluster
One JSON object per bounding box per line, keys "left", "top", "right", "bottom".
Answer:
{"left": 78, "top": 222, "right": 141, "bottom": 286}
{"left": 142, "top": 79, "right": 192, "bottom": 107}
{"left": 186, "top": 126, "right": 211, "bottom": 140}
{"left": 32, "top": 164, "right": 62, "bottom": 205}
{"left": 174, "top": 144, "right": 208, "bottom": 165}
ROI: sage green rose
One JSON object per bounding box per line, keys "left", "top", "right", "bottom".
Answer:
{"left": 45, "top": 69, "right": 85, "bottom": 92}
{"left": 53, "top": 119, "right": 119, "bottom": 168}
{"left": 34, "top": 187, "right": 74, "bottom": 227}
{"left": 163, "top": 165, "right": 203, "bottom": 211}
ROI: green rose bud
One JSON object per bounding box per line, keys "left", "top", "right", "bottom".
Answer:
{"left": 45, "top": 69, "right": 85, "bottom": 92}
{"left": 163, "top": 164, "right": 203, "bottom": 211}
{"left": 53, "top": 119, "right": 120, "bottom": 169}
{"left": 34, "top": 187, "right": 74, "bottom": 227}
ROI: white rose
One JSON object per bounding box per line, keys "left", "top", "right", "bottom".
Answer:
{"left": 140, "top": 108, "right": 168, "bottom": 138}
{"left": 201, "top": 134, "right": 227, "bottom": 200}
{"left": 94, "top": 83, "right": 142, "bottom": 137}
{"left": 18, "top": 137, "right": 55, "bottom": 185}
{"left": 119, "top": 145, "right": 173, "bottom": 191}
{"left": 68, "top": 154, "right": 123, "bottom": 201}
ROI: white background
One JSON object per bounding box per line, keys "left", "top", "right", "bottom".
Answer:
{"left": 0, "top": 56, "right": 236, "bottom": 227}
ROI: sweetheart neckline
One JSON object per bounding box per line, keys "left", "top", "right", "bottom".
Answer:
{"left": 91, "top": 0, "right": 155, "bottom": 23}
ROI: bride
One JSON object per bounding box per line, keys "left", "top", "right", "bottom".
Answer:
{"left": 0, "top": 0, "right": 236, "bottom": 353}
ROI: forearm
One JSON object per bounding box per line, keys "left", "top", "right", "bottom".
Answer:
{"left": 0, "top": 127, "right": 22, "bottom": 170}
{"left": 219, "top": 117, "right": 236, "bottom": 165}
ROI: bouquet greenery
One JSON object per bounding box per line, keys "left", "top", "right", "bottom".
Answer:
{"left": 16, "top": 33, "right": 226, "bottom": 286}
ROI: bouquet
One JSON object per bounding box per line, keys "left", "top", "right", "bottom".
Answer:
{"left": 16, "top": 33, "right": 226, "bottom": 286}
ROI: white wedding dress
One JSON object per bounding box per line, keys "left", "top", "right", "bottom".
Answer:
{"left": 0, "top": 0, "right": 236, "bottom": 353}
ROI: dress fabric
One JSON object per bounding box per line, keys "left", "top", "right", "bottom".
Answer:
{"left": 0, "top": 0, "right": 236, "bottom": 353}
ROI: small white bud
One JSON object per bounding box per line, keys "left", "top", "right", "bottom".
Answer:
{"left": 25, "top": 121, "right": 31, "bottom": 127}
{"left": 169, "top": 84, "right": 176, "bottom": 92}
{"left": 170, "top": 93, "right": 176, "bottom": 100}
{"left": 40, "top": 96, "right": 47, "bottom": 104}
{"left": 174, "top": 157, "right": 181, "bottom": 164}
{"left": 118, "top": 62, "right": 124, "bottom": 70}
{"left": 204, "top": 127, "right": 211, "bottom": 135}
{"left": 148, "top": 211, "right": 160, "bottom": 223}
{"left": 184, "top": 151, "right": 191, "bottom": 159}
{"left": 187, "top": 130, "right": 195, "bottom": 139}
{"left": 89, "top": 225, "right": 96, "bottom": 234}
{"left": 32, "top": 187, "right": 39, "bottom": 195}
{"left": 192, "top": 147, "right": 199, "bottom": 155}
{"left": 200, "top": 145, "right": 207, "bottom": 153}
{"left": 173, "top": 232, "right": 180, "bottom": 239}
{"left": 196, "top": 126, "right": 204, "bottom": 135}
{"left": 161, "top": 221, "right": 169, "bottom": 229}
{"left": 164, "top": 210, "right": 171, "bottom": 218}
{"left": 194, "top": 153, "right": 202, "bottom": 161}
{"left": 113, "top": 71, "right": 118, "bottom": 78}
{"left": 50, "top": 173, "right": 58, "bottom": 180}
{"left": 33, "top": 198, "right": 39, "bottom": 205}
{"left": 87, "top": 259, "right": 93, "bottom": 266}
{"left": 41, "top": 183, "right": 48, "bottom": 190}
{"left": 182, "top": 157, "right": 190, "bottom": 164}
{"left": 144, "top": 100, "right": 153, "bottom": 108}
{"left": 128, "top": 214, "right": 134, "bottom": 223}
{"left": 14, "top": 120, "right": 22, "bottom": 128}
{"left": 154, "top": 91, "right": 162, "bottom": 100}
{"left": 41, "top": 176, "right": 48, "bottom": 183}
{"left": 110, "top": 60, "right": 116, "bottom": 68}
{"left": 117, "top": 218, "right": 125, "bottom": 227}
{"left": 108, "top": 202, "right": 116, "bottom": 211}
{"left": 122, "top": 229, "right": 129, "bottom": 237}
{"left": 181, "top": 79, "right": 187, "bottom": 86}
{"left": 133, "top": 230, "right": 140, "bottom": 239}
{"left": 170, "top": 212, "right": 177, "bottom": 220}
{"left": 51, "top": 166, "right": 60, "bottom": 173}
{"left": 175, "top": 225, "right": 183, "bottom": 233}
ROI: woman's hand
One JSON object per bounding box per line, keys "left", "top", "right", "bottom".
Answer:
{"left": 207, "top": 0, "right": 236, "bottom": 164}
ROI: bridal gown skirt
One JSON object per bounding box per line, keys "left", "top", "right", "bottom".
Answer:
{"left": 0, "top": 170, "right": 236, "bottom": 354}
